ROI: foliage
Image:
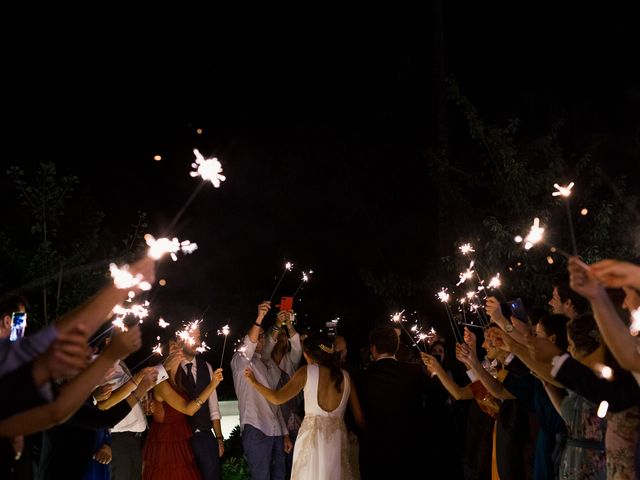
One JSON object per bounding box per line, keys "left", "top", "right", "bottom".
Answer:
{"left": 222, "top": 426, "right": 250, "bottom": 479}
{"left": 0, "top": 163, "right": 147, "bottom": 326}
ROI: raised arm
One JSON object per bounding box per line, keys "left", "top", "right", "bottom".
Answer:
{"left": 457, "top": 343, "right": 515, "bottom": 401}
{"left": 569, "top": 257, "right": 640, "bottom": 371}
{"left": 421, "top": 353, "right": 473, "bottom": 400}
{"left": 154, "top": 368, "right": 223, "bottom": 416}
{"left": 96, "top": 367, "right": 156, "bottom": 411}
{"left": 244, "top": 365, "right": 307, "bottom": 405}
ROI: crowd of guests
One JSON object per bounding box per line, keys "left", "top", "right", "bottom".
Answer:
{"left": 2, "top": 255, "right": 640, "bottom": 480}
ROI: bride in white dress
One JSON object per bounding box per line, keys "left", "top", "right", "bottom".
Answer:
{"left": 244, "top": 333, "right": 366, "bottom": 480}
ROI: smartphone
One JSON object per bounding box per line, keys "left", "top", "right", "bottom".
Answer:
{"left": 325, "top": 321, "right": 337, "bottom": 338}
{"left": 278, "top": 296, "right": 293, "bottom": 312}
{"left": 9, "top": 312, "right": 27, "bottom": 341}
{"left": 509, "top": 298, "right": 528, "bottom": 323}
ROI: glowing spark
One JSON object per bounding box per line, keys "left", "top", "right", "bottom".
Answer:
{"left": 285, "top": 262, "right": 293, "bottom": 271}
{"left": 514, "top": 235, "right": 523, "bottom": 243}
{"left": 190, "top": 149, "right": 226, "bottom": 187}
{"left": 302, "top": 272, "right": 309, "bottom": 282}
{"left": 152, "top": 343, "right": 163, "bottom": 356}
{"left": 391, "top": 310, "right": 406, "bottom": 322}
{"left": 196, "top": 341, "right": 210, "bottom": 353}
{"left": 552, "top": 182, "right": 574, "bottom": 198}
{"left": 176, "top": 330, "right": 196, "bottom": 346}
{"left": 112, "top": 318, "right": 127, "bottom": 332}
{"left": 466, "top": 291, "right": 476, "bottom": 300}
{"left": 145, "top": 235, "right": 198, "bottom": 261}
{"left": 186, "top": 320, "right": 201, "bottom": 332}
{"left": 437, "top": 289, "right": 450, "bottom": 303}
{"left": 218, "top": 325, "right": 230, "bottom": 336}
{"left": 630, "top": 308, "right": 640, "bottom": 336}
{"left": 110, "top": 263, "right": 150, "bottom": 290}
{"left": 581, "top": 208, "right": 588, "bottom": 216}
{"left": 488, "top": 274, "right": 501, "bottom": 289}
{"left": 523, "top": 218, "right": 545, "bottom": 250}
{"left": 158, "top": 318, "right": 170, "bottom": 328}
{"left": 456, "top": 264, "right": 475, "bottom": 286}
{"left": 459, "top": 243, "right": 475, "bottom": 255}
{"left": 411, "top": 325, "right": 418, "bottom": 332}
{"left": 597, "top": 401, "right": 609, "bottom": 418}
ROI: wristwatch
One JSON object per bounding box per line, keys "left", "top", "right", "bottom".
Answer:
{"left": 503, "top": 323, "right": 514, "bottom": 333}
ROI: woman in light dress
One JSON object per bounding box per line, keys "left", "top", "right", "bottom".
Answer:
{"left": 245, "top": 333, "right": 365, "bottom": 480}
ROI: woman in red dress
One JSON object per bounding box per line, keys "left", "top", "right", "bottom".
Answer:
{"left": 142, "top": 342, "right": 223, "bottom": 480}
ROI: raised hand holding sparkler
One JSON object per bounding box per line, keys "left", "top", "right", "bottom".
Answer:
{"left": 552, "top": 181, "right": 578, "bottom": 256}
{"left": 269, "top": 261, "right": 293, "bottom": 302}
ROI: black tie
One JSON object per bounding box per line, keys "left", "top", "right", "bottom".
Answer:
{"left": 185, "top": 363, "right": 196, "bottom": 391}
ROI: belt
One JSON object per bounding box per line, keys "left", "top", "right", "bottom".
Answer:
{"left": 112, "top": 431, "right": 144, "bottom": 438}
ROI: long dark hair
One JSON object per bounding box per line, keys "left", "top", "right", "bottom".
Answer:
{"left": 303, "top": 333, "right": 344, "bottom": 393}
{"left": 537, "top": 314, "right": 569, "bottom": 352}
{"left": 566, "top": 314, "right": 601, "bottom": 358}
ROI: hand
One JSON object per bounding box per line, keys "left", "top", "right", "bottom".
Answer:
{"left": 490, "top": 328, "right": 514, "bottom": 352}
{"left": 93, "top": 383, "right": 114, "bottom": 402}
{"left": 276, "top": 310, "right": 288, "bottom": 327}
{"left": 136, "top": 367, "right": 159, "bottom": 394}
{"left": 257, "top": 301, "right": 271, "bottom": 322}
{"left": 212, "top": 368, "right": 224, "bottom": 388}
{"left": 463, "top": 327, "right": 477, "bottom": 350}
{"left": 243, "top": 367, "right": 257, "bottom": 385}
{"left": 485, "top": 296, "right": 506, "bottom": 323}
{"left": 568, "top": 257, "right": 604, "bottom": 300}
{"left": 283, "top": 435, "right": 293, "bottom": 454}
{"left": 93, "top": 444, "right": 112, "bottom": 465}
{"left": 420, "top": 353, "right": 440, "bottom": 375}
{"left": 34, "top": 325, "right": 92, "bottom": 382}
{"left": 525, "top": 334, "right": 562, "bottom": 364}
{"left": 104, "top": 325, "right": 142, "bottom": 360}
{"left": 163, "top": 351, "right": 185, "bottom": 375}
{"left": 217, "top": 438, "right": 225, "bottom": 457}
{"left": 141, "top": 396, "right": 156, "bottom": 415}
{"left": 590, "top": 259, "right": 640, "bottom": 290}
{"left": 455, "top": 343, "right": 478, "bottom": 368}
{"left": 128, "top": 256, "right": 157, "bottom": 291}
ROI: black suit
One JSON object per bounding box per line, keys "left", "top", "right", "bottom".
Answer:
{"left": 358, "top": 358, "right": 427, "bottom": 479}
{"left": 555, "top": 356, "right": 640, "bottom": 412}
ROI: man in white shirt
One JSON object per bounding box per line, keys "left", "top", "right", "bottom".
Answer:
{"left": 109, "top": 360, "right": 148, "bottom": 480}
{"left": 231, "top": 301, "right": 292, "bottom": 480}
{"left": 177, "top": 325, "right": 225, "bottom": 480}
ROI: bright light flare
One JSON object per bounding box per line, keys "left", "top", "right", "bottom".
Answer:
{"left": 597, "top": 400, "right": 609, "bottom": 418}
{"left": 145, "top": 235, "right": 198, "bottom": 261}
{"left": 488, "top": 274, "right": 501, "bottom": 289}
{"left": 437, "top": 289, "right": 450, "bottom": 303}
{"left": 519, "top": 217, "right": 545, "bottom": 250}
{"left": 552, "top": 182, "right": 575, "bottom": 198}
{"left": 391, "top": 310, "right": 406, "bottom": 323}
{"left": 196, "top": 341, "right": 210, "bottom": 353}
{"left": 218, "top": 325, "right": 230, "bottom": 336}
{"left": 158, "top": 318, "right": 170, "bottom": 328}
{"left": 152, "top": 343, "right": 163, "bottom": 356}
{"left": 459, "top": 243, "right": 475, "bottom": 255}
{"left": 110, "top": 263, "right": 151, "bottom": 290}
{"left": 285, "top": 262, "right": 293, "bottom": 271}
{"left": 190, "top": 149, "right": 226, "bottom": 187}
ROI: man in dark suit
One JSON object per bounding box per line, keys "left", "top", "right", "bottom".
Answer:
{"left": 177, "top": 325, "right": 225, "bottom": 480}
{"left": 358, "top": 325, "right": 427, "bottom": 479}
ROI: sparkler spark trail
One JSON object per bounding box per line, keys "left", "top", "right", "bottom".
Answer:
{"left": 436, "top": 289, "right": 462, "bottom": 343}
{"left": 456, "top": 262, "right": 475, "bottom": 286}
{"left": 218, "top": 324, "right": 231, "bottom": 368}
{"left": 152, "top": 343, "right": 163, "bottom": 356}
{"left": 110, "top": 264, "right": 152, "bottom": 291}
{"left": 459, "top": 243, "right": 475, "bottom": 255}
{"left": 488, "top": 274, "right": 501, "bottom": 290}
{"left": 145, "top": 235, "right": 198, "bottom": 261}
{"left": 269, "top": 261, "right": 294, "bottom": 302}
{"left": 515, "top": 217, "right": 545, "bottom": 250}
{"left": 158, "top": 318, "right": 170, "bottom": 328}
{"left": 390, "top": 310, "right": 426, "bottom": 352}
{"left": 292, "top": 271, "right": 312, "bottom": 298}
{"left": 196, "top": 341, "right": 210, "bottom": 354}
{"left": 553, "top": 181, "right": 578, "bottom": 256}
{"left": 190, "top": 149, "right": 226, "bottom": 187}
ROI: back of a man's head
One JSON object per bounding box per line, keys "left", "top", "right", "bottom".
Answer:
{"left": 369, "top": 325, "right": 399, "bottom": 356}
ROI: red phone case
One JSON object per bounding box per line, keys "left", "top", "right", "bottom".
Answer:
{"left": 278, "top": 296, "right": 293, "bottom": 311}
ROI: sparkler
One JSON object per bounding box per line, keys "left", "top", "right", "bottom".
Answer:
{"left": 129, "top": 342, "right": 166, "bottom": 373}
{"left": 218, "top": 324, "right": 230, "bottom": 368}
{"left": 164, "top": 149, "right": 226, "bottom": 235}
{"left": 269, "top": 261, "right": 294, "bottom": 302}
{"left": 553, "top": 181, "right": 578, "bottom": 256}
{"left": 436, "top": 289, "right": 462, "bottom": 343}
{"left": 145, "top": 235, "right": 198, "bottom": 262}
{"left": 158, "top": 318, "right": 170, "bottom": 328}
{"left": 456, "top": 262, "right": 475, "bottom": 286}
{"left": 110, "top": 263, "right": 152, "bottom": 291}
{"left": 292, "top": 270, "right": 312, "bottom": 298}
{"left": 459, "top": 243, "right": 475, "bottom": 255}
{"left": 515, "top": 217, "right": 545, "bottom": 250}
{"left": 390, "top": 310, "right": 425, "bottom": 352}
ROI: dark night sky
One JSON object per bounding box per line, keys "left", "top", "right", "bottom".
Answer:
{"left": 3, "top": 3, "right": 640, "bottom": 366}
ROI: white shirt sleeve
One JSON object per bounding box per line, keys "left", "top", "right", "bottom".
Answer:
{"left": 550, "top": 353, "right": 571, "bottom": 378}
{"left": 231, "top": 335, "right": 256, "bottom": 372}
{"left": 262, "top": 329, "right": 277, "bottom": 360}
{"left": 288, "top": 333, "right": 302, "bottom": 368}
{"left": 206, "top": 362, "right": 221, "bottom": 421}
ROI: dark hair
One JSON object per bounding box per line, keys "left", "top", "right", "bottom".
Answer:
{"left": 0, "top": 294, "right": 27, "bottom": 320}
{"left": 566, "top": 314, "right": 601, "bottom": 357}
{"left": 369, "top": 325, "right": 399, "bottom": 356}
{"left": 552, "top": 275, "right": 589, "bottom": 315}
{"left": 303, "top": 333, "right": 344, "bottom": 393}
{"left": 429, "top": 339, "right": 448, "bottom": 368}
{"left": 537, "top": 314, "right": 569, "bottom": 352}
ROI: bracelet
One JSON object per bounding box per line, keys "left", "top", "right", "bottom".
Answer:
{"left": 194, "top": 397, "right": 203, "bottom": 406}
{"left": 254, "top": 321, "right": 262, "bottom": 328}
{"left": 272, "top": 325, "right": 281, "bottom": 331}
{"left": 131, "top": 379, "right": 140, "bottom": 387}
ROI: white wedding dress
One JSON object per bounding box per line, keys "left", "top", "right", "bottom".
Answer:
{"left": 291, "top": 364, "right": 353, "bottom": 480}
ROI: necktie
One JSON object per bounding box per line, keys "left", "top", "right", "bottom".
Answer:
{"left": 185, "top": 362, "right": 196, "bottom": 391}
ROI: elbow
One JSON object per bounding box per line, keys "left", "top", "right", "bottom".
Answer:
{"left": 49, "top": 402, "right": 72, "bottom": 426}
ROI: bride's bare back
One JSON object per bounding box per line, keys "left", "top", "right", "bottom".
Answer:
{"left": 315, "top": 365, "right": 344, "bottom": 412}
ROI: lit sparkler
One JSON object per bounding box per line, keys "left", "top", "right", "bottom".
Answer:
{"left": 488, "top": 274, "right": 501, "bottom": 290}
{"left": 269, "top": 261, "right": 294, "bottom": 302}
{"left": 459, "top": 243, "right": 475, "bottom": 255}
{"left": 145, "top": 234, "right": 198, "bottom": 261}
{"left": 436, "top": 288, "right": 462, "bottom": 343}
{"left": 456, "top": 261, "right": 475, "bottom": 286}
{"left": 196, "top": 341, "right": 210, "bottom": 354}
{"left": 292, "top": 270, "right": 312, "bottom": 298}
{"left": 190, "top": 149, "right": 226, "bottom": 188}
{"left": 152, "top": 343, "right": 163, "bottom": 356}
{"left": 158, "top": 318, "right": 170, "bottom": 328}
{"left": 552, "top": 181, "right": 578, "bottom": 256}
{"left": 515, "top": 218, "right": 545, "bottom": 250}
{"left": 218, "top": 324, "right": 230, "bottom": 368}
{"left": 110, "top": 263, "right": 152, "bottom": 291}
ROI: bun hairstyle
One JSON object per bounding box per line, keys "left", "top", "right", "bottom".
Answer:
{"left": 566, "top": 314, "right": 601, "bottom": 357}
{"left": 303, "top": 333, "right": 344, "bottom": 393}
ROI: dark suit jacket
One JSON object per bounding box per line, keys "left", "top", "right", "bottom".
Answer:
{"left": 38, "top": 399, "right": 131, "bottom": 480}
{"left": 0, "top": 361, "right": 49, "bottom": 421}
{"left": 555, "top": 356, "right": 640, "bottom": 412}
{"left": 358, "top": 358, "right": 426, "bottom": 479}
